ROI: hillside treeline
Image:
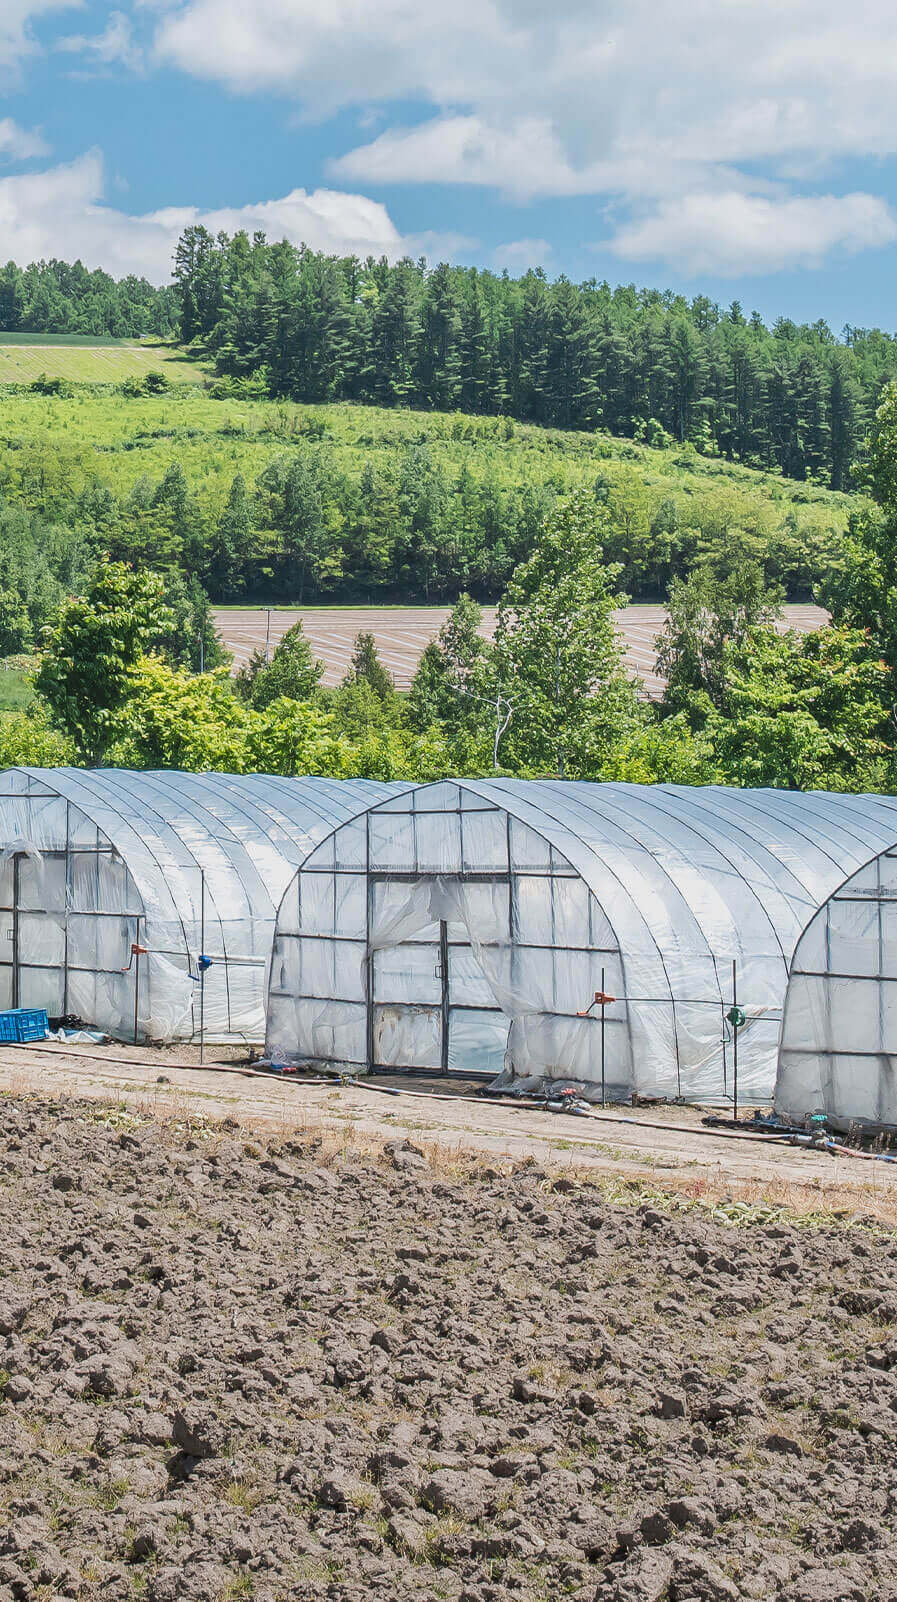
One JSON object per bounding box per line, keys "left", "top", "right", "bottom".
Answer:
{"left": 174, "top": 227, "right": 897, "bottom": 489}
{"left": 0, "top": 260, "right": 179, "bottom": 339}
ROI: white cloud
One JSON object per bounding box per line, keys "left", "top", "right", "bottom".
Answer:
{"left": 153, "top": 0, "right": 509, "bottom": 111}
{"left": 153, "top": 0, "right": 897, "bottom": 181}
{"left": 57, "top": 11, "right": 143, "bottom": 72}
{"left": 608, "top": 191, "right": 897, "bottom": 276}
{"left": 151, "top": 0, "right": 897, "bottom": 272}
{"left": 0, "top": 118, "right": 49, "bottom": 161}
{"left": 403, "top": 228, "right": 481, "bottom": 262}
{"left": 0, "top": 2, "right": 80, "bottom": 76}
{"left": 0, "top": 150, "right": 411, "bottom": 281}
{"left": 330, "top": 116, "right": 587, "bottom": 200}
{"left": 492, "top": 238, "right": 554, "bottom": 271}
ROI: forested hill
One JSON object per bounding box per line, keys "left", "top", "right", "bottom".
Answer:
{"left": 4, "top": 235, "right": 897, "bottom": 494}
{"left": 0, "top": 259, "right": 178, "bottom": 339}
{"left": 173, "top": 228, "right": 897, "bottom": 491}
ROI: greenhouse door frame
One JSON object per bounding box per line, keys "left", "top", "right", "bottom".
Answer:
{"left": 365, "top": 869, "right": 511, "bottom": 1078}
{"left": 0, "top": 842, "right": 142, "bottom": 1023}
{"left": 0, "top": 848, "right": 70, "bottom": 1013}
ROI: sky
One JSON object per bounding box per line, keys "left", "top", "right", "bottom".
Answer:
{"left": 2, "top": 1, "right": 897, "bottom": 330}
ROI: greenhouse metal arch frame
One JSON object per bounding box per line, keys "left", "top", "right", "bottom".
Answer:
{"left": 267, "top": 780, "right": 897, "bottom": 1102}
{"left": 0, "top": 768, "right": 405, "bottom": 1043}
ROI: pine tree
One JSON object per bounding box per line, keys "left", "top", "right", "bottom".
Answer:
{"left": 236, "top": 620, "right": 324, "bottom": 709}
{"left": 418, "top": 264, "right": 463, "bottom": 410}
{"left": 280, "top": 453, "right": 327, "bottom": 603}
{"left": 341, "top": 631, "right": 394, "bottom": 699}
{"left": 207, "top": 473, "right": 253, "bottom": 599}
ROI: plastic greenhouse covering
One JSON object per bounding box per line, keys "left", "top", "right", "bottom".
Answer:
{"left": 266, "top": 780, "right": 897, "bottom": 1104}
{"left": 777, "top": 844, "right": 897, "bottom": 1131}
{"left": 0, "top": 768, "right": 403, "bottom": 1043}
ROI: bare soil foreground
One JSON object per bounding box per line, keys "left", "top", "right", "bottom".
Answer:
{"left": 2, "top": 1042, "right": 895, "bottom": 1221}
{"left": 0, "top": 1064, "right": 897, "bottom": 1600}
{"left": 212, "top": 605, "right": 829, "bottom": 698}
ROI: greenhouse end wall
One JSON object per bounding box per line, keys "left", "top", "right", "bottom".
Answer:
{"left": 267, "top": 781, "right": 633, "bottom": 1094}
{"left": 777, "top": 846, "right": 897, "bottom": 1131}
{"left": 0, "top": 775, "right": 147, "bottom": 1038}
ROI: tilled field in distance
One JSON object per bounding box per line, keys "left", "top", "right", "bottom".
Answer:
{"left": 213, "top": 605, "right": 828, "bottom": 697}
{"left": 0, "top": 1095, "right": 895, "bottom": 1602}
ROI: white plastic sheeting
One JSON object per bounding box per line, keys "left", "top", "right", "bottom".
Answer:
{"left": 0, "top": 768, "right": 402, "bottom": 1042}
{"left": 777, "top": 846, "right": 897, "bottom": 1129}
{"left": 266, "top": 780, "right": 897, "bottom": 1103}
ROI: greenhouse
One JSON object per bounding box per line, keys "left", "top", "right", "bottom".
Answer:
{"left": 0, "top": 768, "right": 402, "bottom": 1043}
{"left": 266, "top": 779, "right": 897, "bottom": 1103}
{"left": 777, "top": 844, "right": 897, "bottom": 1131}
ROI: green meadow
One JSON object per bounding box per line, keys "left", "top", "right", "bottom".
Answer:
{"left": 0, "top": 378, "right": 852, "bottom": 530}
{"left": 0, "top": 339, "right": 208, "bottom": 386}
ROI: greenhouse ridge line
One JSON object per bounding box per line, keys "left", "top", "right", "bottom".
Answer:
{"left": 212, "top": 603, "right": 829, "bottom": 697}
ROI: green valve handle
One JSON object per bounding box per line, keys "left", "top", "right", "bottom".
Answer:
{"left": 726, "top": 1005, "right": 746, "bottom": 1028}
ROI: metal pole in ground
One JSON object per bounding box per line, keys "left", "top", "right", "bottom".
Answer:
{"left": 732, "top": 957, "right": 739, "bottom": 1123}
{"left": 133, "top": 916, "right": 141, "bottom": 1046}
{"left": 199, "top": 868, "right": 205, "bottom": 1066}
{"left": 601, "top": 965, "right": 606, "bottom": 1108}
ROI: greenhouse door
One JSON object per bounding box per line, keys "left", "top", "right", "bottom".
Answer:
{"left": 0, "top": 849, "right": 67, "bottom": 1016}
{"left": 368, "top": 876, "right": 512, "bottom": 1078}
{"left": 369, "top": 915, "right": 448, "bottom": 1075}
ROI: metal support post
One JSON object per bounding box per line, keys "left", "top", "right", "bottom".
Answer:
{"left": 439, "top": 918, "right": 449, "bottom": 1076}
{"left": 600, "top": 965, "right": 607, "bottom": 1108}
{"left": 11, "top": 853, "right": 19, "bottom": 1010}
{"left": 133, "top": 915, "right": 141, "bottom": 1046}
{"left": 732, "top": 958, "right": 739, "bottom": 1123}
{"left": 199, "top": 869, "right": 206, "bottom": 1065}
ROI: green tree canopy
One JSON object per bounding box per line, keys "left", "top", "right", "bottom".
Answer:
{"left": 489, "top": 492, "right": 639, "bottom": 776}
{"left": 656, "top": 559, "right": 784, "bottom": 723}
{"left": 235, "top": 619, "right": 324, "bottom": 710}
{"left": 823, "top": 383, "right": 897, "bottom": 713}
{"left": 206, "top": 472, "right": 254, "bottom": 600}
{"left": 407, "top": 594, "right": 486, "bottom": 733}
{"left": 341, "top": 630, "right": 394, "bottom": 700}
{"left": 35, "top": 561, "right": 174, "bottom": 763}
{"left": 704, "top": 624, "right": 890, "bottom": 789}
{"left": 0, "top": 588, "right": 32, "bottom": 655}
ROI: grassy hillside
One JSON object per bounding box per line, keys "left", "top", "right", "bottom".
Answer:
{"left": 0, "top": 380, "right": 853, "bottom": 516}
{"left": 0, "top": 664, "right": 33, "bottom": 711}
{"left": 0, "top": 374, "right": 852, "bottom": 589}
{"left": 0, "top": 375, "right": 857, "bottom": 604}
{"left": 0, "top": 339, "right": 208, "bottom": 385}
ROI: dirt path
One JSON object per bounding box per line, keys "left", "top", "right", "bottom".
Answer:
{"left": 3, "top": 1041, "right": 895, "bottom": 1220}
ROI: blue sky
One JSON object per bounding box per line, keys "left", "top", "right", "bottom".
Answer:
{"left": 3, "top": 1, "right": 897, "bottom": 331}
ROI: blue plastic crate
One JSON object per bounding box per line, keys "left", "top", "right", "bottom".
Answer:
{"left": 14, "top": 1008, "right": 48, "bottom": 1042}
{"left": 0, "top": 1008, "right": 49, "bottom": 1043}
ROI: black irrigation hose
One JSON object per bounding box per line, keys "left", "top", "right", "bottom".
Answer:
{"left": 13, "top": 1046, "right": 818, "bottom": 1145}
{"left": 15, "top": 1044, "right": 897, "bottom": 1159}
